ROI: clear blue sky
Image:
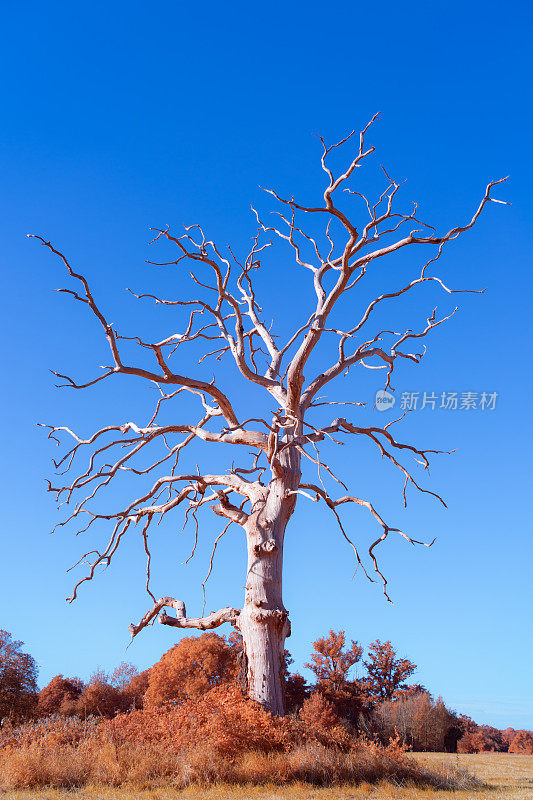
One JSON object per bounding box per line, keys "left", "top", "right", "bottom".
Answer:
{"left": 1, "top": 1, "right": 532, "bottom": 730}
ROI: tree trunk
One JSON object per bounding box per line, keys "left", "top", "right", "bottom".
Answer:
{"left": 237, "top": 458, "right": 299, "bottom": 716}
{"left": 238, "top": 528, "right": 288, "bottom": 716}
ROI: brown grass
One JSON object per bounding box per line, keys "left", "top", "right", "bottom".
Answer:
{"left": 0, "top": 739, "right": 478, "bottom": 793}
{"left": 409, "top": 751, "right": 533, "bottom": 797}
{"left": 2, "top": 702, "right": 530, "bottom": 798}
{"left": 0, "top": 752, "right": 531, "bottom": 799}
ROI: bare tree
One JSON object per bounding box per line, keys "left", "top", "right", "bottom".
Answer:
{"left": 32, "top": 116, "right": 508, "bottom": 715}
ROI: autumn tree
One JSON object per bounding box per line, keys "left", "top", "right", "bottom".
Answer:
{"left": 106, "top": 662, "right": 147, "bottom": 710}
{"left": 34, "top": 116, "right": 508, "bottom": 714}
{"left": 306, "top": 630, "right": 363, "bottom": 693}
{"left": 502, "top": 727, "right": 516, "bottom": 749}
{"left": 37, "top": 674, "right": 83, "bottom": 716}
{"left": 364, "top": 640, "right": 417, "bottom": 702}
{"left": 457, "top": 725, "right": 505, "bottom": 753}
{"left": 508, "top": 730, "right": 533, "bottom": 754}
{"left": 305, "top": 629, "right": 368, "bottom": 722}
{"left": 144, "top": 632, "right": 238, "bottom": 707}
{"left": 75, "top": 669, "right": 127, "bottom": 717}
{"left": 0, "top": 630, "right": 38, "bottom": 722}
{"left": 121, "top": 669, "right": 149, "bottom": 709}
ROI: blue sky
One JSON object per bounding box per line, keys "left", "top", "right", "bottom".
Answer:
{"left": 1, "top": 0, "right": 532, "bottom": 730}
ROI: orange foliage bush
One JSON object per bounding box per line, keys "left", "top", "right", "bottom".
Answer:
{"left": 103, "top": 683, "right": 289, "bottom": 757}
{"left": 0, "top": 714, "right": 101, "bottom": 749}
{"left": 299, "top": 691, "right": 339, "bottom": 730}
{"left": 297, "top": 691, "right": 351, "bottom": 749}
{"left": 144, "top": 632, "right": 238, "bottom": 707}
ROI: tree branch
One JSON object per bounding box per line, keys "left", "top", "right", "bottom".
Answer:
{"left": 297, "top": 482, "right": 436, "bottom": 602}
{"left": 34, "top": 120, "right": 508, "bottom": 618}
{"left": 129, "top": 597, "right": 240, "bottom": 637}
{"left": 29, "top": 235, "right": 241, "bottom": 427}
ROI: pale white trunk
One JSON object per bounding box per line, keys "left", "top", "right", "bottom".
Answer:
{"left": 238, "top": 527, "right": 288, "bottom": 715}
{"left": 236, "top": 449, "right": 300, "bottom": 716}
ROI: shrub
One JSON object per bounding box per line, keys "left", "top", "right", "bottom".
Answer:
{"left": 144, "top": 632, "right": 237, "bottom": 707}
{"left": 299, "top": 691, "right": 339, "bottom": 730}
{"left": 0, "top": 731, "right": 479, "bottom": 791}
{"left": 104, "top": 683, "right": 289, "bottom": 757}
{"left": 284, "top": 672, "right": 309, "bottom": 713}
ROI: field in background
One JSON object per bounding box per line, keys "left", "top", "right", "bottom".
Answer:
{"left": 411, "top": 751, "right": 533, "bottom": 784}
{"left": 1, "top": 753, "right": 531, "bottom": 800}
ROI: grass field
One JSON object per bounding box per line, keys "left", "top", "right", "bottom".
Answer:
{"left": 1, "top": 752, "right": 531, "bottom": 800}
{"left": 408, "top": 752, "right": 533, "bottom": 799}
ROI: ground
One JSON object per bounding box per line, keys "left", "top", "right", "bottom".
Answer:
{"left": 1, "top": 753, "right": 531, "bottom": 800}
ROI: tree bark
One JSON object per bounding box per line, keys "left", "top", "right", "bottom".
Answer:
{"left": 236, "top": 451, "right": 299, "bottom": 716}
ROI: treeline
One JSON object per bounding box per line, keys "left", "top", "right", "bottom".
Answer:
{"left": 1, "top": 627, "right": 532, "bottom": 755}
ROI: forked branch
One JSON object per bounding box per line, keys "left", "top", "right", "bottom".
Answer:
{"left": 297, "top": 482, "right": 436, "bottom": 602}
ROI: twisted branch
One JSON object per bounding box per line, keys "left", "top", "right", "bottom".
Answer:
{"left": 129, "top": 597, "right": 240, "bottom": 638}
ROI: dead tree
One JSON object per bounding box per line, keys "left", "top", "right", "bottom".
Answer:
{"left": 32, "top": 116, "right": 508, "bottom": 716}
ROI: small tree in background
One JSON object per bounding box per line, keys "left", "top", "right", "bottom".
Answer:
{"left": 37, "top": 675, "right": 83, "bottom": 716}
{"left": 376, "top": 691, "right": 459, "bottom": 751}
{"left": 306, "top": 630, "right": 363, "bottom": 693}
{"left": 0, "top": 630, "right": 38, "bottom": 722}
{"left": 121, "top": 669, "right": 150, "bottom": 710}
{"left": 509, "top": 730, "right": 533, "bottom": 754}
{"left": 306, "top": 629, "right": 368, "bottom": 723}
{"left": 109, "top": 662, "right": 139, "bottom": 692}
{"left": 364, "top": 640, "right": 417, "bottom": 702}
{"left": 75, "top": 668, "right": 126, "bottom": 717}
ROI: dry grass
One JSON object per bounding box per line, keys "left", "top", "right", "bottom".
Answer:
{"left": 0, "top": 752, "right": 531, "bottom": 799}
{"left": 0, "top": 740, "right": 475, "bottom": 791}
{"left": 408, "top": 751, "right": 533, "bottom": 798}
{"left": 0, "top": 703, "right": 477, "bottom": 796}
{"left": 0, "top": 729, "right": 530, "bottom": 799}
